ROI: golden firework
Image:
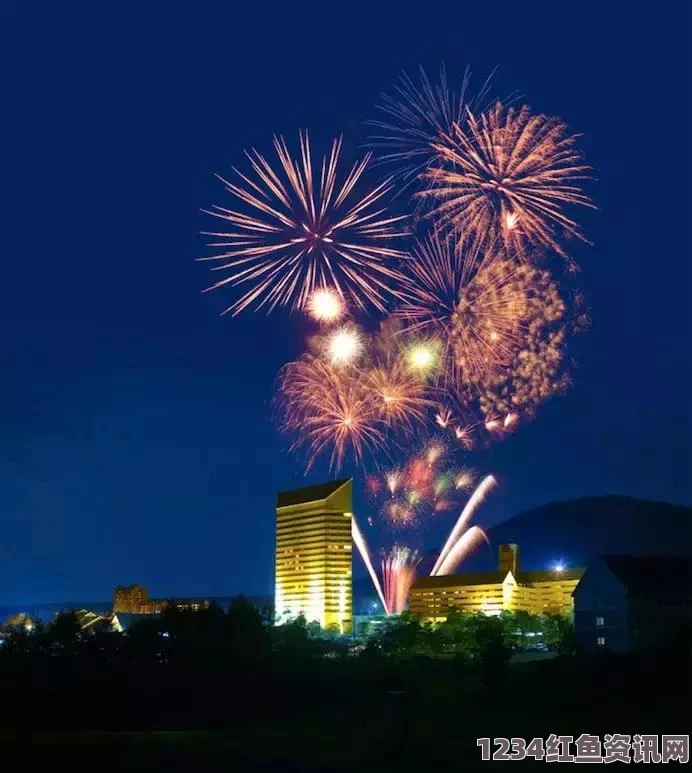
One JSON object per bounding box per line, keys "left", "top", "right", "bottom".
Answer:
{"left": 277, "top": 354, "right": 385, "bottom": 471}
{"left": 202, "top": 132, "right": 408, "bottom": 314}
{"left": 420, "top": 102, "right": 593, "bottom": 257}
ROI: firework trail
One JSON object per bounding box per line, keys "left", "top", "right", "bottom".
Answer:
{"left": 435, "top": 525, "right": 489, "bottom": 575}
{"left": 201, "top": 132, "right": 408, "bottom": 315}
{"left": 352, "top": 516, "right": 388, "bottom": 613}
{"left": 367, "top": 65, "right": 493, "bottom": 190}
{"left": 431, "top": 474, "right": 497, "bottom": 575}
{"left": 381, "top": 545, "right": 421, "bottom": 614}
{"left": 420, "top": 102, "right": 593, "bottom": 257}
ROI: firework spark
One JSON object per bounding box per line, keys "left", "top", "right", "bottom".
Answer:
{"left": 277, "top": 354, "right": 384, "bottom": 471}
{"left": 420, "top": 102, "right": 593, "bottom": 256}
{"left": 454, "top": 467, "right": 477, "bottom": 491}
{"left": 431, "top": 475, "right": 497, "bottom": 576}
{"left": 202, "top": 132, "right": 408, "bottom": 315}
{"left": 367, "top": 65, "right": 493, "bottom": 189}
{"left": 381, "top": 545, "right": 421, "bottom": 614}
{"left": 435, "top": 407, "right": 452, "bottom": 428}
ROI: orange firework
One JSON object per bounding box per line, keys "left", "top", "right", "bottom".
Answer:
{"left": 367, "top": 65, "right": 493, "bottom": 189}
{"left": 277, "top": 354, "right": 385, "bottom": 471}
{"left": 420, "top": 102, "right": 593, "bottom": 257}
{"left": 397, "top": 233, "right": 548, "bottom": 389}
{"left": 201, "top": 132, "right": 408, "bottom": 315}
{"left": 366, "top": 357, "right": 431, "bottom": 429}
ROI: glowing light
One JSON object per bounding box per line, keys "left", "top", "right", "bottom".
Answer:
{"left": 552, "top": 562, "right": 565, "bottom": 574}
{"left": 407, "top": 341, "right": 438, "bottom": 373}
{"left": 504, "top": 411, "right": 518, "bottom": 428}
{"left": 308, "top": 288, "right": 345, "bottom": 324}
{"left": 328, "top": 327, "right": 362, "bottom": 365}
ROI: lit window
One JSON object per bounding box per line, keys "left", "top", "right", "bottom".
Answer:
{"left": 596, "top": 616, "right": 604, "bottom": 626}
{"left": 596, "top": 636, "right": 605, "bottom": 646}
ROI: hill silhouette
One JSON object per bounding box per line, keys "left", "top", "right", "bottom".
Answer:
{"left": 354, "top": 496, "right": 691, "bottom": 612}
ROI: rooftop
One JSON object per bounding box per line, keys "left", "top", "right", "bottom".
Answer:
{"left": 411, "top": 567, "right": 584, "bottom": 591}
{"left": 276, "top": 478, "right": 351, "bottom": 508}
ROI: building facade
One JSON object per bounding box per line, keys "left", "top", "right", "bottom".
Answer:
{"left": 573, "top": 555, "right": 692, "bottom": 653}
{"left": 409, "top": 544, "right": 583, "bottom": 621}
{"left": 113, "top": 584, "right": 210, "bottom": 615}
{"left": 113, "top": 584, "right": 149, "bottom": 613}
{"left": 275, "top": 478, "right": 353, "bottom": 633}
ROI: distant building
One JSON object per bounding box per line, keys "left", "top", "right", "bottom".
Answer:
{"left": 113, "top": 584, "right": 210, "bottom": 615}
{"left": 573, "top": 555, "right": 692, "bottom": 653}
{"left": 409, "top": 544, "right": 583, "bottom": 621}
{"left": 113, "top": 584, "right": 149, "bottom": 614}
{"left": 275, "top": 478, "right": 353, "bottom": 633}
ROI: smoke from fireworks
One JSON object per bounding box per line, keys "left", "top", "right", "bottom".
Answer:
{"left": 201, "top": 132, "right": 408, "bottom": 315}
{"left": 381, "top": 545, "right": 421, "bottom": 614}
{"left": 420, "top": 102, "right": 593, "bottom": 257}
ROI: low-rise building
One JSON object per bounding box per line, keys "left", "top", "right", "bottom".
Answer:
{"left": 572, "top": 554, "right": 692, "bottom": 653}
{"left": 409, "top": 544, "right": 583, "bottom": 621}
{"left": 113, "top": 585, "right": 210, "bottom": 615}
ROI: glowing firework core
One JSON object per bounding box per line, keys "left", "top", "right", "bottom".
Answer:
{"left": 328, "top": 328, "right": 362, "bottom": 364}
{"left": 308, "top": 288, "right": 344, "bottom": 324}
{"left": 408, "top": 343, "right": 436, "bottom": 372}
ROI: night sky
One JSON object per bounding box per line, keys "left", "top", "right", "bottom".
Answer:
{"left": 2, "top": 5, "right": 689, "bottom": 605}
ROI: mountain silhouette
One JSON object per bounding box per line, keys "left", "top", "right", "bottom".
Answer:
{"left": 354, "top": 496, "right": 691, "bottom": 612}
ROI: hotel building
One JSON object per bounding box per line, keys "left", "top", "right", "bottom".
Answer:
{"left": 409, "top": 543, "right": 583, "bottom": 621}
{"left": 275, "top": 478, "right": 353, "bottom": 633}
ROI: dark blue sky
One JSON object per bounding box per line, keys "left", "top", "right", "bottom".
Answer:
{"left": 1, "top": 5, "right": 689, "bottom": 605}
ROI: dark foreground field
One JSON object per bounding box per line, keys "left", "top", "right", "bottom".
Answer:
{"left": 3, "top": 653, "right": 687, "bottom": 771}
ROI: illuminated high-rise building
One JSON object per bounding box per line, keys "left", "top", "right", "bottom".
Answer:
{"left": 275, "top": 478, "right": 353, "bottom": 633}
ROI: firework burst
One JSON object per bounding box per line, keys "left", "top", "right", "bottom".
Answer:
{"left": 201, "top": 132, "right": 408, "bottom": 315}
{"left": 367, "top": 65, "right": 493, "bottom": 190}
{"left": 420, "top": 102, "right": 593, "bottom": 257}
{"left": 277, "top": 355, "right": 385, "bottom": 471}
{"left": 366, "top": 359, "right": 431, "bottom": 429}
